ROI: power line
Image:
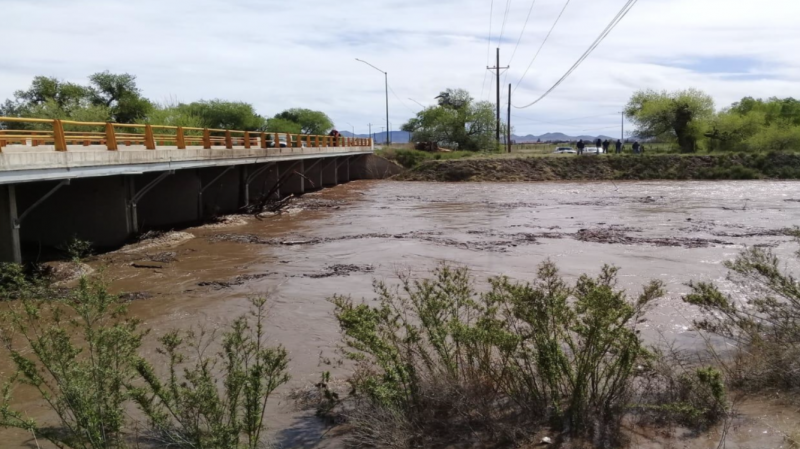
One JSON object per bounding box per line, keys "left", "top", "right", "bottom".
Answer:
{"left": 514, "top": 0, "right": 639, "bottom": 109}
{"left": 507, "top": 0, "right": 538, "bottom": 68}
{"left": 497, "top": 0, "right": 513, "bottom": 47}
{"left": 514, "top": 112, "right": 619, "bottom": 125}
{"left": 480, "top": 0, "right": 495, "bottom": 100}
{"left": 512, "top": 0, "right": 572, "bottom": 94}
{"left": 502, "top": 0, "right": 538, "bottom": 89}
{"left": 387, "top": 84, "right": 417, "bottom": 114}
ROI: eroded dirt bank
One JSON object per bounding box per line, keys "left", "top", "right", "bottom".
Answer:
{"left": 4, "top": 179, "right": 800, "bottom": 448}
{"left": 395, "top": 152, "right": 800, "bottom": 182}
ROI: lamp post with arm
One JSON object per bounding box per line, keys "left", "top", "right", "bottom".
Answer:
{"left": 356, "top": 58, "right": 390, "bottom": 145}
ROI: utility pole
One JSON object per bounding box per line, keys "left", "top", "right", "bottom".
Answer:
{"left": 620, "top": 111, "right": 624, "bottom": 142}
{"left": 368, "top": 123, "right": 372, "bottom": 145}
{"left": 487, "top": 48, "right": 509, "bottom": 146}
{"left": 507, "top": 83, "right": 512, "bottom": 154}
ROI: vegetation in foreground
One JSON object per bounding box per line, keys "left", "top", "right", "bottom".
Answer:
{"left": 322, "top": 262, "right": 727, "bottom": 448}
{"left": 0, "top": 264, "right": 289, "bottom": 449}
{"left": 2, "top": 231, "right": 800, "bottom": 448}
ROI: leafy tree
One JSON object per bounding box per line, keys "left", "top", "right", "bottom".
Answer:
{"left": 707, "top": 96, "right": 800, "bottom": 152}
{"left": 273, "top": 108, "right": 333, "bottom": 135}
{"left": 625, "top": 89, "right": 715, "bottom": 152}
{"left": 184, "top": 100, "right": 266, "bottom": 130}
{"left": 265, "top": 117, "right": 302, "bottom": 134}
{"left": 402, "top": 88, "right": 496, "bottom": 151}
{"left": 87, "top": 71, "right": 152, "bottom": 123}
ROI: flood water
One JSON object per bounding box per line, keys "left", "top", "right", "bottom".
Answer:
{"left": 5, "top": 179, "right": 800, "bottom": 448}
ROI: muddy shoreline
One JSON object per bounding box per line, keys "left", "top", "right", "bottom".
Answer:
{"left": 396, "top": 152, "right": 800, "bottom": 182}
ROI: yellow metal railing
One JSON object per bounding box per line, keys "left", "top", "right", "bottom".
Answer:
{"left": 0, "top": 117, "right": 372, "bottom": 152}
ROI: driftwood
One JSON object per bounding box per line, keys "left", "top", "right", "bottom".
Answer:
{"left": 252, "top": 169, "right": 316, "bottom": 219}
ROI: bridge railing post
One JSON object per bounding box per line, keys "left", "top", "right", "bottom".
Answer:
{"left": 105, "top": 123, "right": 118, "bottom": 150}
{"left": 225, "top": 130, "right": 233, "bottom": 149}
{"left": 202, "top": 129, "right": 211, "bottom": 149}
{"left": 53, "top": 120, "right": 67, "bottom": 152}
{"left": 144, "top": 125, "right": 157, "bottom": 150}
{"left": 176, "top": 127, "right": 186, "bottom": 149}
{"left": 260, "top": 132, "right": 267, "bottom": 149}
{"left": 244, "top": 131, "right": 251, "bottom": 149}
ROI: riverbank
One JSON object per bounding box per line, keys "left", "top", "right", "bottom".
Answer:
{"left": 395, "top": 152, "right": 800, "bottom": 182}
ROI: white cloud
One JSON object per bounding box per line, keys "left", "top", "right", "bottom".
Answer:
{"left": 1, "top": 0, "right": 798, "bottom": 135}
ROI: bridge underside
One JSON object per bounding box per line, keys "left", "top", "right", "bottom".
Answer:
{"left": 0, "top": 153, "right": 400, "bottom": 262}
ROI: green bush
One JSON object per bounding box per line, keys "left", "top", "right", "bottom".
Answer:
{"left": 131, "top": 296, "right": 290, "bottom": 449}
{"left": 0, "top": 276, "right": 145, "bottom": 449}
{"left": 684, "top": 242, "right": 800, "bottom": 395}
{"left": 330, "top": 262, "right": 666, "bottom": 447}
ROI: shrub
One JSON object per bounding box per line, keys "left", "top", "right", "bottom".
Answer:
{"left": 131, "top": 296, "right": 290, "bottom": 449}
{"left": 0, "top": 275, "right": 145, "bottom": 449}
{"left": 684, "top": 242, "right": 800, "bottom": 396}
{"left": 330, "top": 262, "right": 665, "bottom": 447}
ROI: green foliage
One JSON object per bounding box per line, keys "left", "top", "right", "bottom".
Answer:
{"left": 131, "top": 296, "right": 290, "bottom": 448}
{"left": 0, "top": 276, "right": 145, "bottom": 449}
{"left": 684, "top": 242, "right": 800, "bottom": 393}
{"left": 330, "top": 262, "right": 664, "bottom": 445}
{"left": 273, "top": 108, "right": 333, "bottom": 135}
{"left": 0, "top": 72, "right": 152, "bottom": 126}
{"left": 182, "top": 100, "right": 266, "bottom": 130}
{"left": 402, "top": 88, "right": 496, "bottom": 151}
{"left": 265, "top": 117, "right": 302, "bottom": 134}
{"left": 625, "top": 88, "right": 715, "bottom": 153}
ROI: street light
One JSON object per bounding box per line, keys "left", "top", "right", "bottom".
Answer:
{"left": 355, "top": 58, "right": 390, "bottom": 145}
{"left": 345, "top": 122, "right": 355, "bottom": 139}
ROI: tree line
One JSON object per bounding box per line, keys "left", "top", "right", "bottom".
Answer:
{"left": 0, "top": 72, "right": 335, "bottom": 135}
{"left": 625, "top": 89, "right": 800, "bottom": 152}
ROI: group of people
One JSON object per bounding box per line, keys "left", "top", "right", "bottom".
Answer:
{"left": 574, "top": 138, "right": 644, "bottom": 155}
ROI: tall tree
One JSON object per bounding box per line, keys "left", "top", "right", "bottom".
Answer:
{"left": 273, "top": 108, "right": 333, "bottom": 135}
{"left": 184, "top": 100, "right": 266, "bottom": 130}
{"left": 402, "top": 88, "right": 495, "bottom": 151}
{"left": 625, "top": 89, "right": 714, "bottom": 152}
{"left": 88, "top": 71, "right": 152, "bottom": 123}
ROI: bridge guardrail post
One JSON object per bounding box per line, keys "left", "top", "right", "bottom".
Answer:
{"left": 53, "top": 120, "right": 68, "bottom": 152}
{"left": 105, "top": 123, "right": 118, "bottom": 150}
{"left": 260, "top": 132, "right": 267, "bottom": 149}
{"left": 225, "top": 130, "right": 233, "bottom": 149}
{"left": 176, "top": 127, "right": 186, "bottom": 149}
{"left": 144, "top": 125, "right": 156, "bottom": 150}
{"left": 203, "top": 128, "right": 211, "bottom": 149}
{"left": 244, "top": 131, "right": 251, "bottom": 149}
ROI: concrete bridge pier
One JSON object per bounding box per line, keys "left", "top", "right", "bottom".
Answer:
{"left": 337, "top": 157, "right": 351, "bottom": 183}
{"left": 279, "top": 160, "right": 304, "bottom": 197}
{"left": 0, "top": 185, "right": 21, "bottom": 263}
{"left": 303, "top": 159, "right": 323, "bottom": 192}
{"left": 240, "top": 163, "right": 279, "bottom": 210}
{"left": 132, "top": 170, "right": 199, "bottom": 232}
{"left": 321, "top": 158, "right": 338, "bottom": 187}
{"left": 199, "top": 166, "right": 239, "bottom": 219}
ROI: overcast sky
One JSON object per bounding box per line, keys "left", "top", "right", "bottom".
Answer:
{"left": 1, "top": 0, "right": 798, "bottom": 136}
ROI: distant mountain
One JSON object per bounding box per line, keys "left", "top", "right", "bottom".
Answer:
{"left": 337, "top": 130, "right": 616, "bottom": 145}
{"left": 340, "top": 130, "right": 411, "bottom": 144}
{"left": 512, "top": 133, "right": 618, "bottom": 143}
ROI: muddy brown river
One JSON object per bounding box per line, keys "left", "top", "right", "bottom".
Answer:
{"left": 5, "top": 179, "right": 800, "bottom": 448}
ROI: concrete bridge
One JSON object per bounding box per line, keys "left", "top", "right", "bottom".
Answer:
{"left": 0, "top": 117, "right": 400, "bottom": 262}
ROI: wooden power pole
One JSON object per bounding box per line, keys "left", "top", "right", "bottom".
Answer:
{"left": 487, "top": 48, "right": 509, "bottom": 146}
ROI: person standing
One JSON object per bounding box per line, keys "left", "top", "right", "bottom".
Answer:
{"left": 595, "top": 138, "right": 602, "bottom": 152}
{"left": 632, "top": 141, "right": 640, "bottom": 154}
{"left": 602, "top": 139, "right": 610, "bottom": 154}
{"left": 615, "top": 139, "right": 622, "bottom": 154}
{"left": 577, "top": 139, "right": 585, "bottom": 155}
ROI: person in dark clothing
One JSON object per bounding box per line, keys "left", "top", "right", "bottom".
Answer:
{"left": 602, "top": 139, "right": 610, "bottom": 154}
{"left": 632, "top": 141, "right": 640, "bottom": 154}
{"left": 329, "top": 129, "right": 341, "bottom": 147}
{"left": 577, "top": 139, "right": 585, "bottom": 155}
{"left": 595, "top": 138, "right": 602, "bottom": 152}
{"left": 615, "top": 139, "right": 622, "bottom": 154}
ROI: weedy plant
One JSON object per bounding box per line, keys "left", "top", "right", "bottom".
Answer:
{"left": 684, "top": 240, "right": 800, "bottom": 397}
{"left": 0, "top": 275, "right": 145, "bottom": 449}
{"left": 329, "top": 261, "right": 668, "bottom": 448}
{"left": 131, "top": 296, "right": 290, "bottom": 449}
